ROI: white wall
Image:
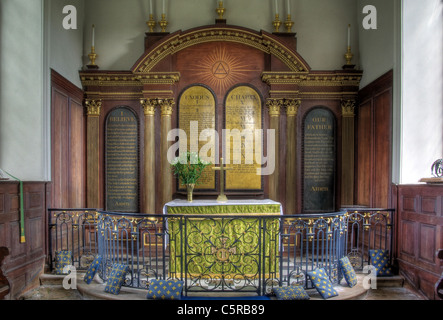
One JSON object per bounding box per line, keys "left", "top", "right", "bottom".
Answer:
{"left": 48, "top": 0, "right": 85, "bottom": 89}
{"left": 83, "top": 0, "right": 359, "bottom": 71}
{"left": 401, "top": 0, "right": 443, "bottom": 184}
{"left": 0, "top": 0, "right": 85, "bottom": 181}
{"left": 357, "top": 0, "right": 396, "bottom": 88}
{"left": 0, "top": 0, "right": 45, "bottom": 181}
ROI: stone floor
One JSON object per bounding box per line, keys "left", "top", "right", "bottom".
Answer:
{"left": 18, "top": 273, "right": 427, "bottom": 301}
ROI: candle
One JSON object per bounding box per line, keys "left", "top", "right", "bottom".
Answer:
{"left": 347, "top": 24, "right": 351, "bottom": 47}
{"left": 149, "top": 0, "right": 153, "bottom": 15}
{"left": 92, "top": 24, "right": 95, "bottom": 47}
{"left": 287, "top": 0, "right": 290, "bottom": 15}
{"left": 275, "top": 0, "right": 279, "bottom": 15}
{"left": 162, "top": 0, "right": 165, "bottom": 14}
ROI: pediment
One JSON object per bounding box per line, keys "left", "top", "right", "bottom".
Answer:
{"left": 131, "top": 24, "right": 311, "bottom": 74}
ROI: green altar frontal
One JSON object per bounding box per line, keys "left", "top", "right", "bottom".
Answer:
{"left": 164, "top": 200, "right": 282, "bottom": 281}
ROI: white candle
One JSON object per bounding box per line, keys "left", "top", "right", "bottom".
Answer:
{"left": 275, "top": 0, "right": 279, "bottom": 15}
{"left": 92, "top": 24, "right": 95, "bottom": 47}
{"left": 347, "top": 24, "right": 351, "bottom": 47}
{"left": 287, "top": 0, "right": 290, "bottom": 15}
{"left": 162, "top": 0, "right": 165, "bottom": 14}
{"left": 149, "top": 0, "right": 153, "bottom": 15}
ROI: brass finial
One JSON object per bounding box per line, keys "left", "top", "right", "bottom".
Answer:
{"left": 216, "top": 1, "right": 226, "bottom": 19}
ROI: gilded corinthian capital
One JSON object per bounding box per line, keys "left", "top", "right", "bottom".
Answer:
{"left": 140, "top": 99, "right": 157, "bottom": 116}
{"left": 341, "top": 99, "right": 356, "bottom": 117}
{"left": 285, "top": 99, "right": 301, "bottom": 117}
{"left": 266, "top": 99, "right": 283, "bottom": 117}
{"left": 157, "top": 98, "right": 175, "bottom": 116}
{"left": 85, "top": 99, "right": 102, "bottom": 117}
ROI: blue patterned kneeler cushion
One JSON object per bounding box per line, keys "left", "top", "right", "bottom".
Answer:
{"left": 339, "top": 256, "right": 358, "bottom": 288}
{"left": 104, "top": 264, "right": 129, "bottom": 295}
{"left": 274, "top": 286, "right": 310, "bottom": 300}
{"left": 146, "top": 279, "right": 184, "bottom": 300}
{"left": 369, "top": 249, "right": 393, "bottom": 276}
{"left": 84, "top": 255, "right": 102, "bottom": 284}
{"left": 307, "top": 268, "right": 339, "bottom": 299}
{"left": 55, "top": 251, "right": 72, "bottom": 275}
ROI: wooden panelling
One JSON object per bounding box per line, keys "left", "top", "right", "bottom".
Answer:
{"left": 0, "top": 182, "right": 49, "bottom": 300}
{"left": 400, "top": 219, "right": 416, "bottom": 257}
{"left": 396, "top": 184, "right": 443, "bottom": 300}
{"left": 356, "top": 70, "right": 393, "bottom": 208}
{"left": 51, "top": 69, "right": 86, "bottom": 209}
{"left": 356, "top": 100, "right": 371, "bottom": 206}
{"left": 419, "top": 224, "right": 436, "bottom": 264}
{"left": 373, "top": 91, "right": 391, "bottom": 208}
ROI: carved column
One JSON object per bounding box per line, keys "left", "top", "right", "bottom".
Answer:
{"left": 266, "top": 99, "right": 282, "bottom": 202}
{"left": 285, "top": 99, "right": 301, "bottom": 214}
{"left": 141, "top": 99, "right": 157, "bottom": 213}
{"left": 341, "top": 99, "right": 356, "bottom": 205}
{"left": 158, "top": 99, "right": 175, "bottom": 207}
{"left": 85, "top": 99, "right": 102, "bottom": 208}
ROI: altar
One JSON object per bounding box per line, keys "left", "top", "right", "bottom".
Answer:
{"left": 163, "top": 199, "right": 282, "bottom": 283}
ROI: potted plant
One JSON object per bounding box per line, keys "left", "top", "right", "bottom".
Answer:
{"left": 171, "top": 151, "right": 211, "bottom": 202}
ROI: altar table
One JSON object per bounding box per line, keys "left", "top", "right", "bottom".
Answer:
{"left": 163, "top": 199, "right": 282, "bottom": 281}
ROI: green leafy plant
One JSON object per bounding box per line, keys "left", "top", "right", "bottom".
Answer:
{"left": 171, "top": 152, "right": 211, "bottom": 186}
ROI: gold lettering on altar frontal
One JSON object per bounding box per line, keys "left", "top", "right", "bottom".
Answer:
{"left": 225, "top": 86, "right": 262, "bottom": 190}
{"left": 178, "top": 86, "right": 216, "bottom": 190}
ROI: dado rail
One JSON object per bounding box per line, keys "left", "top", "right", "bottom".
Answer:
{"left": 47, "top": 208, "right": 394, "bottom": 296}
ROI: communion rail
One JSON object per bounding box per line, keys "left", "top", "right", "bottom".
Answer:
{"left": 47, "top": 208, "right": 394, "bottom": 296}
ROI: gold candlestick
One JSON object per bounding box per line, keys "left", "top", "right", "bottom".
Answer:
{"left": 345, "top": 46, "right": 354, "bottom": 65}
{"left": 87, "top": 46, "right": 98, "bottom": 69}
{"left": 343, "top": 46, "right": 355, "bottom": 70}
{"left": 159, "top": 13, "right": 168, "bottom": 32}
{"left": 285, "top": 14, "right": 294, "bottom": 32}
{"left": 146, "top": 14, "right": 156, "bottom": 32}
{"left": 216, "top": 1, "right": 226, "bottom": 19}
{"left": 273, "top": 14, "right": 282, "bottom": 32}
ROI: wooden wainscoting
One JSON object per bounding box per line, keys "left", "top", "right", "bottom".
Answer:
{"left": 0, "top": 181, "right": 50, "bottom": 299}
{"left": 356, "top": 70, "right": 393, "bottom": 208}
{"left": 51, "top": 69, "right": 86, "bottom": 209}
{"left": 396, "top": 184, "right": 443, "bottom": 300}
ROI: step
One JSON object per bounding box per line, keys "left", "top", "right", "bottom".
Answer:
{"left": 373, "top": 275, "right": 404, "bottom": 288}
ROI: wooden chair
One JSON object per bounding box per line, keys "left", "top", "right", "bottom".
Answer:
{"left": 436, "top": 249, "right": 443, "bottom": 299}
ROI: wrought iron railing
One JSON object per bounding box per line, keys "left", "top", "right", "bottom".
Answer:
{"left": 47, "top": 208, "right": 395, "bottom": 296}
{"left": 341, "top": 208, "right": 395, "bottom": 271}
{"left": 47, "top": 209, "right": 100, "bottom": 271}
